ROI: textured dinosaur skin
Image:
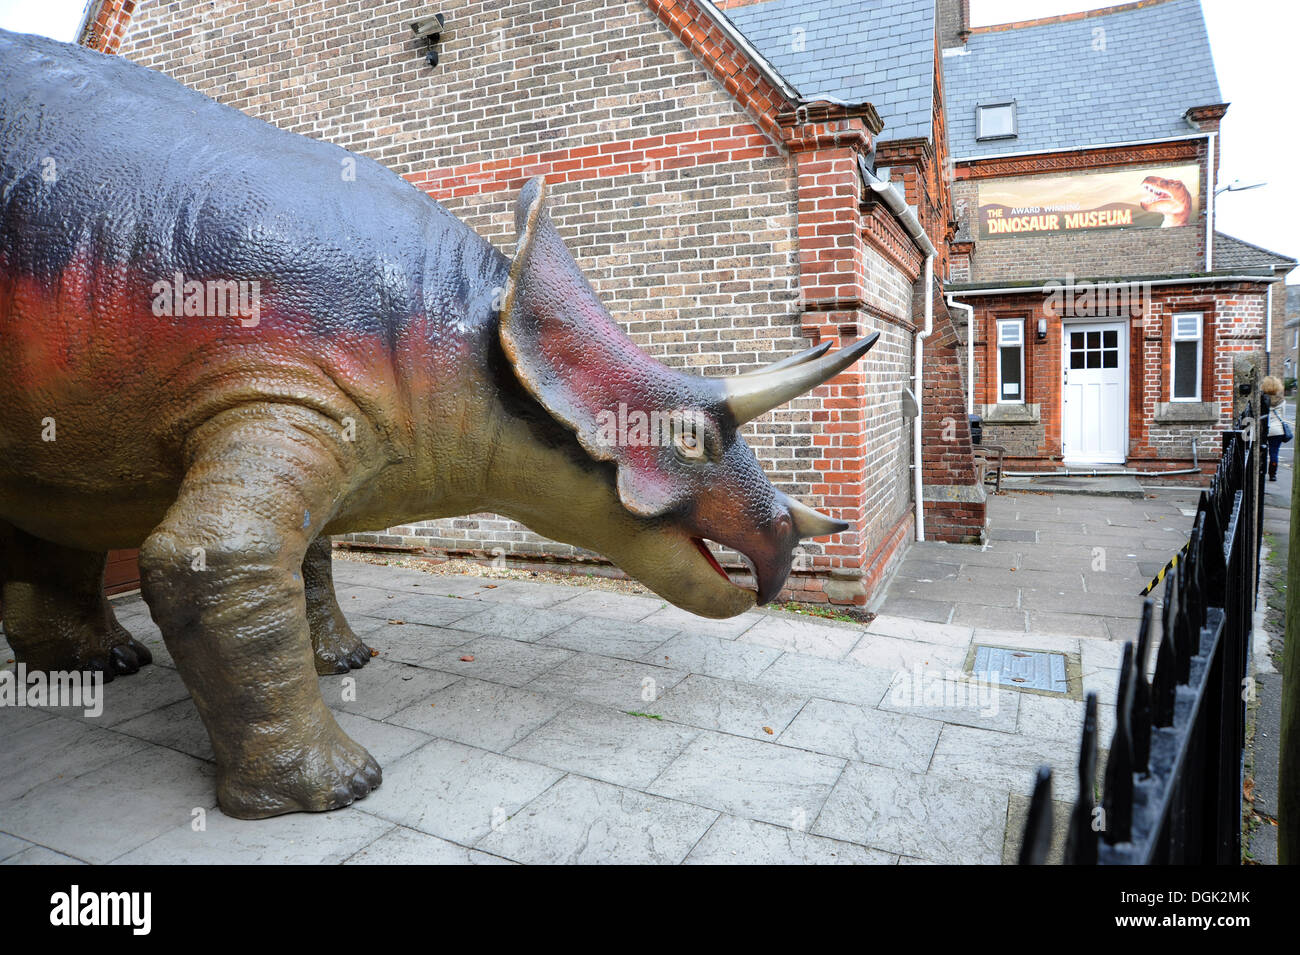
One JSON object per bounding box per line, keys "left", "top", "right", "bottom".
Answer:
{"left": 0, "top": 30, "right": 873, "bottom": 818}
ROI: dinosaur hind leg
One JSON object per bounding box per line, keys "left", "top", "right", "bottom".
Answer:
{"left": 0, "top": 520, "right": 153, "bottom": 681}
{"left": 304, "top": 534, "right": 371, "bottom": 674}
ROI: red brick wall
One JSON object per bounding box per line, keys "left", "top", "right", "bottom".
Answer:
{"left": 960, "top": 282, "right": 1270, "bottom": 470}
{"left": 99, "top": 0, "right": 928, "bottom": 605}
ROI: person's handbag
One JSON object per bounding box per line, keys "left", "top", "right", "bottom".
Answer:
{"left": 1275, "top": 407, "right": 1294, "bottom": 443}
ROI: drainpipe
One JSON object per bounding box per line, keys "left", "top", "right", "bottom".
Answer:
{"left": 1205, "top": 131, "right": 1217, "bottom": 271}
{"left": 1266, "top": 280, "right": 1274, "bottom": 375}
{"left": 864, "top": 171, "right": 937, "bottom": 541}
{"left": 947, "top": 296, "right": 976, "bottom": 416}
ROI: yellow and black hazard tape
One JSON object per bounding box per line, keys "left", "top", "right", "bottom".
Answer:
{"left": 1140, "top": 542, "right": 1189, "bottom": 596}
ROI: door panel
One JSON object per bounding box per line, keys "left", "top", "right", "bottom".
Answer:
{"left": 1062, "top": 323, "right": 1126, "bottom": 464}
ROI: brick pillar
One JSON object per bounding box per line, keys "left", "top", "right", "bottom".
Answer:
{"left": 777, "top": 103, "right": 913, "bottom": 605}
{"left": 920, "top": 289, "right": 986, "bottom": 543}
{"left": 78, "top": 0, "right": 136, "bottom": 53}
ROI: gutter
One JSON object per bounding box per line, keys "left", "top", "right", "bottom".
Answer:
{"left": 861, "top": 162, "right": 938, "bottom": 542}
{"left": 944, "top": 274, "right": 1278, "bottom": 295}
{"left": 947, "top": 296, "right": 976, "bottom": 416}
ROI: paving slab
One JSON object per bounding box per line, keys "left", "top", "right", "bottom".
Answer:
{"left": 647, "top": 631, "right": 782, "bottom": 683}
{"left": 865, "top": 614, "right": 974, "bottom": 648}
{"left": 538, "top": 616, "right": 679, "bottom": 660}
{"left": 0, "top": 746, "right": 216, "bottom": 864}
{"left": 319, "top": 658, "right": 459, "bottom": 721}
{"left": 446, "top": 603, "right": 581, "bottom": 642}
{"left": 358, "top": 738, "right": 563, "bottom": 845}
{"left": 343, "top": 825, "right": 513, "bottom": 864}
{"left": 928, "top": 724, "right": 1080, "bottom": 796}
{"left": 753, "top": 653, "right": 894, "bottom": 707}
{"left": 638, "top": 604, "right": 765, "bottom": 640}
{"left": 1, "top": 846, "right": 85, "bottom": 865}
{"left": 813, "top": 762, "right": 1007, "bottom": 864}
{"left": 738, "top": 614, "right": 864, "bottom": 660}
{"left": 0, "top": 719, "right": 151, "bottom": 804}
{"left": 684, "top": 814, "right": 896, "bottom": 865}
{"left": 420, "top": 636, "right": 574, "bottom": 687}
{"left": 778, "top": 698, "right": 942, "bottom": 773}
{"left": 505, "top": 703, "right": 699, "bottom": 789}
{"left": 525, "top": 652, "right": 687, "bottom": 708}
{"left": 388, "top": 678, "right": 566, "bottom": 753}
{"left": 647, "top": 674, "right": 806, "bottom": 741}
{"left": 115, "top": 805, "right": 393, "bottom": 865}
{"left": 648, "top": 731, "right": 844, "bottom": 828}
{"left": 550, "top": 590, "right": 665, "bottom": 622}
{"left": 477, "top": 775, "right": 717, "bottom": 865}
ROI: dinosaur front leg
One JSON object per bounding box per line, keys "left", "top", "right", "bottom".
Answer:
{"left": 303, "top": 534, "right": 371, "bottom": 674}
{"left": 139, "top": 405, "right": 380, "bottom": 819}
{"left": 0, "top": 521, "right": 153, "bottom": 679}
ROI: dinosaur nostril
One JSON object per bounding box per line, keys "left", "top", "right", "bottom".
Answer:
{"left": 775, "top": 515, "right": 792, "bottom": 538}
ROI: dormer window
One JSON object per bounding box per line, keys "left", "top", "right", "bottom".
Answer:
{"left": 976, "top": 101, "right": 1017, "bottom": 141}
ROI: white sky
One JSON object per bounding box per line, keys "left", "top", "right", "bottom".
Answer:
{"left": 1, "top": 0, "right": 1295, "bottom": 280}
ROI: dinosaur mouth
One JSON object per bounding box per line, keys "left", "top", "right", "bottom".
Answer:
{"left": 691, "top": 537, "right": 756, "bottom": 593}
{"left": 1142, "top": 182, "right": 1173, "bottom": 202}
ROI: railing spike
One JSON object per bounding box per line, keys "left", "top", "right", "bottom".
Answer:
{"left": 1132, "top": 602, "right": 1154, "bottom": 774}
{"left": 1065, "top": 692, "right": 1099, "bottom": 865}
{"left": 1019, "top": 767, "right": 1054, "bottom": 865}
{"left": 1103, "top": 642, "right": 1135, "bottom": 844}
{"left": 1153, "top": 568, "right": 1179, "bottom": 726}
{"left": 1174, "top": 560, "right": 1194, "bottom": 683}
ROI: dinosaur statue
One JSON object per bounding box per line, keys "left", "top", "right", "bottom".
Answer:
{"left": 0, "top": 29, "right": 876, "bottom": 818}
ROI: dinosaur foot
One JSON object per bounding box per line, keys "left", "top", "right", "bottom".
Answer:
{"left": 216, "top": 725, "right": 383, "bottom": 819}
{"left": 311, "top": 615, "right": 372, "bottom": 675}
{"left": 13, "top": 632, "right": 154, "bottom": 683}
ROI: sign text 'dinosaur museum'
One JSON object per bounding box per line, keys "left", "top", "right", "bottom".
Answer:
{"left": 977, "top": 163, "right": 1201, "bottom": 239}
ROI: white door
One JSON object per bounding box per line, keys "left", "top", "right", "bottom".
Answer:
{"left": 1062, "top": 322, "right": 1126, "bottom": 464}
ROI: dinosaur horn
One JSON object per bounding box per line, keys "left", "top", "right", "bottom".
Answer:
{"left": 737, "top": 340, "right": 832, "bottom": 376}
{"left": 777, "top": 491, "right": 849, "bottom": 538}
{"left": 723, "top": 331, "right": 880, "bottom": 425}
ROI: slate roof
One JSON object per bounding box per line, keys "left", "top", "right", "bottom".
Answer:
{"left": 1213, "top": 232, "right": 1296, "bottom": 273}
{"left": 721, "top": 0, "right": 937, "bottom": 142}
{"left": 942, "top": 0, "right": 1222, "bottom": 158}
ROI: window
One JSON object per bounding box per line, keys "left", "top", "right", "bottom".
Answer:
{"left": 1171, "top": 312, "right": 1202, "bottom": 401}
{"left": 977, "top": 102, "right": 1017, "bottom": 141}
{"left": 997, "top": 319, "right": 1025, "bottom": 402}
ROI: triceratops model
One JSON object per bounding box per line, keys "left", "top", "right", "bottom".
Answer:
{"left": 0, "top": 30, "right": 877, "bottom": 818}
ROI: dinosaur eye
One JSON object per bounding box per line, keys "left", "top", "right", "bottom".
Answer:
{"left": 670, "top": 411, "right": 708, "bottom": 461}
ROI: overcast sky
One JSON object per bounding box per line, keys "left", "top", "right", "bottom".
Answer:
{"left": 1, "top": 0, "right": 1294, "bottom": 280}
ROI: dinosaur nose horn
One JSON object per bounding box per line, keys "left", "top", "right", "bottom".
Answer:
{"left": 723, "top": 331, "right": 879, "bottom": 425}
{"left": 777, "top": 491, "right": 849, "bottom": 538}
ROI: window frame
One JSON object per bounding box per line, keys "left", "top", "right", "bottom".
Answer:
{"left": 1170, "top": 311, "right": 1203, "bottom": 402}
{"left": 996, "top": 318, "right": 1026, "bottom": 405}
{"left": 976, "top": 101, "right": 1017, "bottom": 141}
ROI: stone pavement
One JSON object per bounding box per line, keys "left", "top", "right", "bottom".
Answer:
{"left": 1247, "top": 401, "right": 1294, "bottom": 864}
{"left": 0, "top": 491, "right": 1199, "bottom": 866}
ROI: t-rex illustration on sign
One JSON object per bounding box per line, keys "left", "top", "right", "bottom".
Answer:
{"left": 0, "top": 30, "right": 876, "bottom": 818}
{"left": 1139, "top": 174, "right": 1193, "bottom": 227}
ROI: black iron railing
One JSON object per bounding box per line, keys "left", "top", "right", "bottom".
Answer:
{"left": 1019, "top": 429, "right": 1263, "bottom": 864}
